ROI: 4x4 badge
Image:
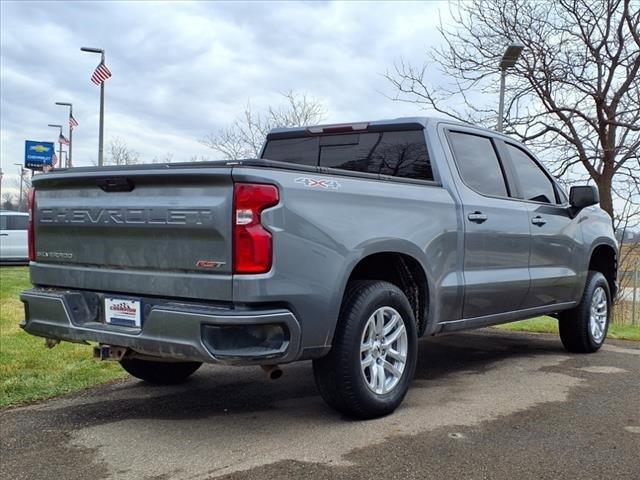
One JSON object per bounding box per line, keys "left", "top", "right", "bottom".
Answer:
{"left": 295, "top": 177, "right": 341, "bottom": 190}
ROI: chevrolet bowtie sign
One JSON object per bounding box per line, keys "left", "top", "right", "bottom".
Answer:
{"left": 25, "top": 140, "right": 55, "bottom": 170}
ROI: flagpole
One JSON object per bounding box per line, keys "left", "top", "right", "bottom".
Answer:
{"left": 69, "top": 105, "right": 73, "bottom": 167}
{"left": 47, "top": 123, "right": 63, "bottom": 169}
{"left": 55, "top": 102, "right": 73, "bottom": 167}
{"left": 81, "top": 46, "right": 106, "bottom": 166}
{"left": 59, "top": 131, "right": 62, "bottom": 167}
{"left": 99, "top": 60, "right": 104, "bottom": 166}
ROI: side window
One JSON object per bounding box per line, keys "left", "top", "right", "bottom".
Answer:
{"left": 6, "top": 215, "right": 28, "bottom": 230}
{"left": 448, "top": 131, "right": 508, "bottom": 197}
{"left": 0, "top": 216, "right": 6, "bottom": 230}
{"left": 319, "top": 131, "right": 434, "bottom": 181}
{"left": 506, "top": 144, "right": 557, "bottom": 204}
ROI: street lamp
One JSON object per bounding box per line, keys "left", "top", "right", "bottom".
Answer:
{"left": 48, "top": 124, "right": 63, "bottom": 167}
{"left": 55, "top": 102, "right": 73, "bottom": 167}
{"left": 81, "top": 47, "right": 105, "bottom": 166}
{"left": 497, "top": 43, "right": 524, "bottom": 132}
{"left": 13, "top": 163, "right": 24, "bottom": 211}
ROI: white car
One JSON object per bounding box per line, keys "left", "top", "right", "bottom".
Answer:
{"left": 0, "top": 210, "right": 29, "bottom": 263}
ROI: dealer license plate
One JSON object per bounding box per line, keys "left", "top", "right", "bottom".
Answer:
{"left": 104, "top": 297, "right": 142, "bottom": 328}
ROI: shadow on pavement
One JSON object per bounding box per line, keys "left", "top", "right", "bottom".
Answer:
{"left": 35, "top": 329, "right": 565, "bottom": 427}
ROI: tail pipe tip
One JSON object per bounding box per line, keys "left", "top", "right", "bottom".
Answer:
{"left": 261, "top": 365, "right": 283, "bottom": 380}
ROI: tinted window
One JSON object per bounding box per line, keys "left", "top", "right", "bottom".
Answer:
{"left": 320, "top": 131, "right": 433, "bottom": 180}
{"left": 5, "top": 215, "right": 28, "bottom": 230}
{"left": 506, "top": 144, "right": 557, "bottom": 204}
{"left": 448, "top": 132, "right": 508, "bottom": 197}
{"left": 262, "top": 130, "right": 433, "bottom": 181}
{"left": 262, "top": 137, "right": 319, "bottom": 166}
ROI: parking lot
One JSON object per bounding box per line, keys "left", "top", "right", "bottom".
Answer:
{"left": 1, "top": 329, "right": 638, "bottom": 480}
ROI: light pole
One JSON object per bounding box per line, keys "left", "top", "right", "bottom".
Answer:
{"left": 13, "top": 163, "right": 24, "bottom": 211}
{"left": 497, "top": 43, "right": 524, "bottom": 132}
{"left": 81, "top": 47, "right": 105, "bottom": 166}
{"left": 48, "top": 124, "right": 63, "bottom": 167}
{"left": 55, "top": 102, "right": 73, "bottom": 167}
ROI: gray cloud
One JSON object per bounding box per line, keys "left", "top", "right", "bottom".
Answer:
{"left": 1, "top": 0, "right": 450, "bottom": 189}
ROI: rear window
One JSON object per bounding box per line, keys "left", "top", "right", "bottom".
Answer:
{"left": 261, "top": 137, "right": 319, "bottom": 166}
{"left": 262, "top": 130, "right": 433, "bottom": 181}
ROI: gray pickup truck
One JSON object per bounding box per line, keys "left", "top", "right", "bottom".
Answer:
{"left": 21, "top": 117, "right": 617, "bottom": 418}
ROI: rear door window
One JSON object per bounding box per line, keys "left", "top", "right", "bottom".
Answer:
{"left": 6, "top": 215, "right": 28, "bottom": 230}
{"left": 262, "top": 130, "right": 433, "bottom": 181}
{"left": 448, "top": 131, "right": 508, "bottom": 197}
{"left": 505, "top": 144, "right": 558, "bottom": 204}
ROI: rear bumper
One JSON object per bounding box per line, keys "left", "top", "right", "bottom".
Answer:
{"left": 20, "top": 288, "right": 301, "bottom": 365}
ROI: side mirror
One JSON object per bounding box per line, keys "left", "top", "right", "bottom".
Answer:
{"left": 569, "top": 185, "right": 599, "bottom": 209}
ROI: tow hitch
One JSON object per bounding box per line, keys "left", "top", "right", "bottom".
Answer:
{"left": 93, "top": 344, "right": 128, "bottom": 361}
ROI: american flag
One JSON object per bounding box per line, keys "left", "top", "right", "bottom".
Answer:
{"left": 69, "top": 114, "right": 79, "bottom": 129}
{"left": 59, "top": 133, "right": 70, "bottom": 145}
{"left": 91, "top": 62, "right": 112, "bottom": 85}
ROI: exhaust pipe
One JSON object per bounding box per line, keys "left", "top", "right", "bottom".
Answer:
{"left": 261, "top": 365, "right": 283, "bottom": 380}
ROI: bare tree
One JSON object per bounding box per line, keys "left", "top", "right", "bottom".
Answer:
{"left": 9, "top": 172, "right": 31, "bottom": 211}
{"left": 200, "top": 90, "right": 327, "bottom": 160}
{"left": 385, "top": 0, "right": 639, "bottom": 220}
{"left": 151, "top": 153, "right": 174, "bottom": 164}
{"left": 2, "top": 191, "right": 17, "bottom": 211}
{"left": 108, "top": 137, "right": 140, "bottom": 165}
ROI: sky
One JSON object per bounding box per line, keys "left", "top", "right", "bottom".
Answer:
{"left": 1, "top": 0, "right": 455, "bottom": 194}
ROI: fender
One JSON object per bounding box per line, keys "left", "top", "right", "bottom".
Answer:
{"left": 324, "top": 238, "right": 435, "bottom": 347}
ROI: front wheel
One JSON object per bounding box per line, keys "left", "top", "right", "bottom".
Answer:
{"left": 313, "top": 281, "right": 418, "bottom": 419}
{"left": 559, "top": 271, "right": 611, "bottom": 353}
{"left": 120, "top": 358, "right": 202, "bottom": 385}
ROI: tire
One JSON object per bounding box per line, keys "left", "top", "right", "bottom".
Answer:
{"left": 119, "top": 358, "right": 202, "bottom": 385}
{"left": 313, "top": 280, "right": 418, "bottom": 419}
{"left": 558, "top": 271, "right": 611, "bottom": 353}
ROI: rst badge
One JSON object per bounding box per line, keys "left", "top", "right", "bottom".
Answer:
{"left": 295, "top": 177, "right": 341, "bottom": 190}
{"left": 196, "top": 260, "right": 226, "bottom": 269}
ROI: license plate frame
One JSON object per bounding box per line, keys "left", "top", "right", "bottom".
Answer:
{"left": 104, "top": 297, "right": 142, "bottom": 328}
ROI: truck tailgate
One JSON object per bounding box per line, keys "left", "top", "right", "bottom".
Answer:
{"left": 30, "top": 165, "right": 234, "bottom": 301}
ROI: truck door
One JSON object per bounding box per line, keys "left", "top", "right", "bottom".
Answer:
{"left": 445, "top": 130, "right": 531, "bottom": 319}
{"left": 501, "top": 142, "right": 583, "bottom": 307}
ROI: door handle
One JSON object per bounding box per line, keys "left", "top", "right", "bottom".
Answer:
{"left": 467, "top": 211, "right": 488, "bottom": 223}
{"left": 531, "top": 216, "right": 546, "bottom": 226}
{"left": 0, "top": 233, "right": 8, "bottom": 236}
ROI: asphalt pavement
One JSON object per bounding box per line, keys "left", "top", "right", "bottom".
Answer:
{"left": 1, "top": 329, "right": 639, "bottom": 480}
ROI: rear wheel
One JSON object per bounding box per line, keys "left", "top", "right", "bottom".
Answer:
{"left": 120, "top": 358, "right": 202, "bottom": 385}
{"left": 558, "top": 271, "right": 610, "bottom": 353}
{"left": 313, "top": 280, "right": 417, "bottom": 419}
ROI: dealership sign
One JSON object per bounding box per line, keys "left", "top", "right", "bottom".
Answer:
{"left": 25, "top": 140, "right": 55, "bottom": 170}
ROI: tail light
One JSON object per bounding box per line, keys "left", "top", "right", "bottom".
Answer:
{"left": 27, "top": 188, "right": 36, "bottom": 261}
{"left": 233, "top": 183, "right": 279, "bottom": 274}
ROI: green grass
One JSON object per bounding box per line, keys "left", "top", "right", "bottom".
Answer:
{"left": 495, "top": 316, "right": 640, "bottom": 341}
{"left": 0, "top": 267, "right": 126, "bottom": 408}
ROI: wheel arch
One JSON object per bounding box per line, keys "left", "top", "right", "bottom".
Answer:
{"left": 333, "top": 244, "right": 432, "bottom": 340}
{"left": 588, "top": 242, "right": 618, "bottom": 299}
